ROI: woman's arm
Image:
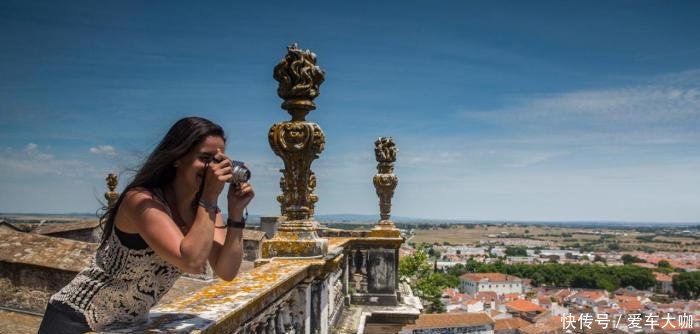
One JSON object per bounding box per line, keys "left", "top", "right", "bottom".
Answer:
{"left": 208, "top": 212, "right": 243, "bottom": 281}
{"left": 125, "top": 153, "right": 232, "bottom": 274}
{"left": 123, "top": 190, "right": 217, "bottom": 274}
{"left": 208, "top": 182, "right": 254, "bottom": 281}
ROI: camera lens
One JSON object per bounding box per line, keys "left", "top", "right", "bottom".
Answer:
{"left": 231, "top": 160, "right": 251, "bottom": 184}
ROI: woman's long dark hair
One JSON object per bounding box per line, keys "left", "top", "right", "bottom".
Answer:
{"left": 99, "top": 117, "right": 226, "bottom": 247}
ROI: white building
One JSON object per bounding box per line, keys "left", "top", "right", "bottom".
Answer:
{"left": 537, "top": 249, "right": 581, "bottom": 258}
{"left": 459, "top": 273, "right": 524, "bottom": 295}
{"left": 444, "top": 246, "right": 487, "bottom": 256}
{"left": 506, "top": 256, "right": 535, "bottom": 264}
{"left": 490, "top": 247, "right": 506, "bottom": 257}
{"left": 566, "top": 290, "right": 609, "bottom": 307}
{"left": 436, "top": 261, "right": 463, "bottom": 270}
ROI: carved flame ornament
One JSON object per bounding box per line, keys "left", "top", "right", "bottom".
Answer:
{"left": 262, "top": 43, "right": 328, "bottom": 258}
{"left": 370, "top": 137, "right": 401, "bottom": 237}
{"left": 105, "top": 173, "right": 119, "bottom": 208}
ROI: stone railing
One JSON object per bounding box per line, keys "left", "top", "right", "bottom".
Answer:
{"left": 102, "top": 234, "right": 419, "bottom": 334}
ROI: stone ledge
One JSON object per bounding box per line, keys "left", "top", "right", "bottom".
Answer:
{"left": 93, "top": 235, "right": 409, "bottom": 333}
{"left": 98, "top": 258, "right": 317, "bottom": 333}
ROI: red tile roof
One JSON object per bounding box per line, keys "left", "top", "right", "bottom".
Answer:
{"left": 475, "top": 291, "right": 498, "bottom": 302}
{"left": 506, "top": 299, "right": 546, "bottom": 313}
{"left": 402, "top": 312, "right": 495, "bottom": 330}
{"left": 494, "top": 317, "right": 530, "bottom": 331}
{"left": 538, "top": 296, "right": 552, "bottom": 305}
{"left": 460, "top": 272, "right": 522, "bottom": 282}
{"left": 571, "top": 290, "right": 608, "bottom": 301}
{"left": 518, "top": 316, "right": 563, "bottom": 334}
{"left": 654, "top": 272, "right": 673, "bottom": 282}
{"left": 615, "top": 295, "right": 642, "bottom": 312}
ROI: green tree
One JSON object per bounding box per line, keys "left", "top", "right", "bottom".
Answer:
{"left": 399, "top": 248, "right": 455, "bottom": 313}
{"left": 621, "top": 254, "right": 645, "bottom": 265}
{"left": 614, "top": 266, "right": 655, "bottom": 290}
{"left": 399, "top": 248, "right": 431, "bottom": 278}
{"left": 658, "top": 260, "right": 672, "bottom": 269}
{"left": 673, "top": 272, "right": 700, "bottom": 299}
{"left": 505, "top": 246, "right": 528, "bottom": 257}
{"left": 415, "top": 274, "right": 447, "bottom": 313}
{"left": 440, "top": 260, "right": 654, "bottom": 291}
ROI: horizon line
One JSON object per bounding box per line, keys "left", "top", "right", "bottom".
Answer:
{"left": 1, "top": 212, "right": 698, "bottom": 226}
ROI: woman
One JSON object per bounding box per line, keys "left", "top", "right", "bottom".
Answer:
{"left": 38, "top": 117, "right": 254, "bottom": 333}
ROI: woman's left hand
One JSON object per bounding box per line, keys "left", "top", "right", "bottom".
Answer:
{"left": 227, "top": 181, "right": 254, "bottom": 216}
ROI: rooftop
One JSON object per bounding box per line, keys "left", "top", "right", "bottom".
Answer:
{"left": 654, "top": 272, "right": 674, "bottom": 282}
{"left": 241, "top": 228, "right": 267, "bottom": 241}
{"left": 402, "top": 312, "right": 494, "bottom": 330}
{"left": 518, "top": 316, "right": 563, "bottom": 334}
{"left": 460, "top": 272, "right": 522, "bottom": 282}
{"left": 615, "top": 295, "right": 643, "bottom": 312}
{"left": 570, "top": 290, "right": 608, "bottom": 301}
{"left": 0, "top": 227, "right": 96, "bottom": 272}
{"left": 474, "top": 291, "right": 498, "bottom": 302}
{"left": 494, "top": 317, "right": 530, "bottom": 331}
{"left": 31, "top": 220, "right": 100, "bottom": 235}
{"left": 505, "top": 299, "right": 546, "bottom": 313}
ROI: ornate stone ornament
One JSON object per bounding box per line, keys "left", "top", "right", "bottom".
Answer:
{"left": 262, "top": 43, "right": 328, "bottom": 258}
{"left": 105, "top": 173, "right": 119, "bottom": 208}
{"left": 370, "top": 137, "right": 401, "bottom": 237}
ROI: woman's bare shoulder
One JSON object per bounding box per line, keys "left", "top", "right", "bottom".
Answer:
{"left": 122, "top": 187, "right": 168, "bottom": 213}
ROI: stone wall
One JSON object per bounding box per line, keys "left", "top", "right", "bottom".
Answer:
{"left": 0, "top": 262, "right": 77, "bottom": 313}
{"left": 244, "top": 239, "right": 261, "bottom": 261}
{"left": 44, "top": 228, "right": 100, "bottom": 243}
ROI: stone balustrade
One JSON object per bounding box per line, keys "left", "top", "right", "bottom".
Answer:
{"left": 99, "top": 234, "right": 418, "bottom": 334}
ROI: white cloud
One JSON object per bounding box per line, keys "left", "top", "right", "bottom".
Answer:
{"left": 21, "top": 142, "right": 54, "bottom": 160}
{"left": 24, "top": 143, "right": 38, "bottom": 152}
{"left": 503, "top": 151, "right": 566, "bottom": 168}
{"left": 459, "top": 70, "right": 700, "bottom": 138}
{"left": 89, "top": 145, "right": 116, "bottom": 156}
{"left": 0, "top": 143, "right": 97, "bottom": 178}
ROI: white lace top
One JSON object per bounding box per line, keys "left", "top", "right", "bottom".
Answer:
{"left": 50, "top": 189, "right": 182, "bottom": 330}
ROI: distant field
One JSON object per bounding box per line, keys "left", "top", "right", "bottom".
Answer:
{"left": 410, "top": 224, "right": 700, "bottom": 252}
{"left": 410, "top": 225, "right": 545, "bottom": 245}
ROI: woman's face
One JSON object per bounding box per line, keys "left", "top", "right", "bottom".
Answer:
{"left": 174, "top": 135, "right": 226, "bottom": 191}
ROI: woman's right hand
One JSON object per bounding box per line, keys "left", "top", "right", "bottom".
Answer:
{"left": 201, "top": 148, "right": 233, "bottom": 202}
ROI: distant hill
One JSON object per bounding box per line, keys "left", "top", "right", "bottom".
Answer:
{"left": 1, "top": 212, "right": 697, "bottom": 228}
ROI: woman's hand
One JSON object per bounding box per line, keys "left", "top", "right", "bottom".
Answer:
{"left": 227, "top": 180, "right": 254, "bottom": 217}
{"left": 201, "top": 148, "right": 233, "bottom": 202}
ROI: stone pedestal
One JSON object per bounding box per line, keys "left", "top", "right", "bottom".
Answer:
{"left": 262, "top": 220, "right": 328, "bottom": 258}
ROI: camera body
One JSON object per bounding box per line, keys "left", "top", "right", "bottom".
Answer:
{"left": 230, "top": 160, "right": 251, "bottom": 185}
{"left": 206, "top": 157, "right": 251, "bottom": 185}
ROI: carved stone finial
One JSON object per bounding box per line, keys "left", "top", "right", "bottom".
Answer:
{"left": 374, "top": 136, "right": 397, "bottom": 165}
{"left": 105, "top": 173, "right": 119, "bottom": 208}
{"left": 370, "top": 137, "right": 401, "bottom": 238}
{"left": 262, "top": 44, "right": 328, "bottom": 258}
{"left": 273, "top": 43, "right": 325, "bottom": 121}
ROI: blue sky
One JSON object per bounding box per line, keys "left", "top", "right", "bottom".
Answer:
{"left": 1, "top": 1, "right": 699, "bottom": 222}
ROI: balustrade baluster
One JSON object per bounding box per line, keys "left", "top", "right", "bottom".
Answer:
{"left": 266, "top": 313, "right": 276, "bottom": 334}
